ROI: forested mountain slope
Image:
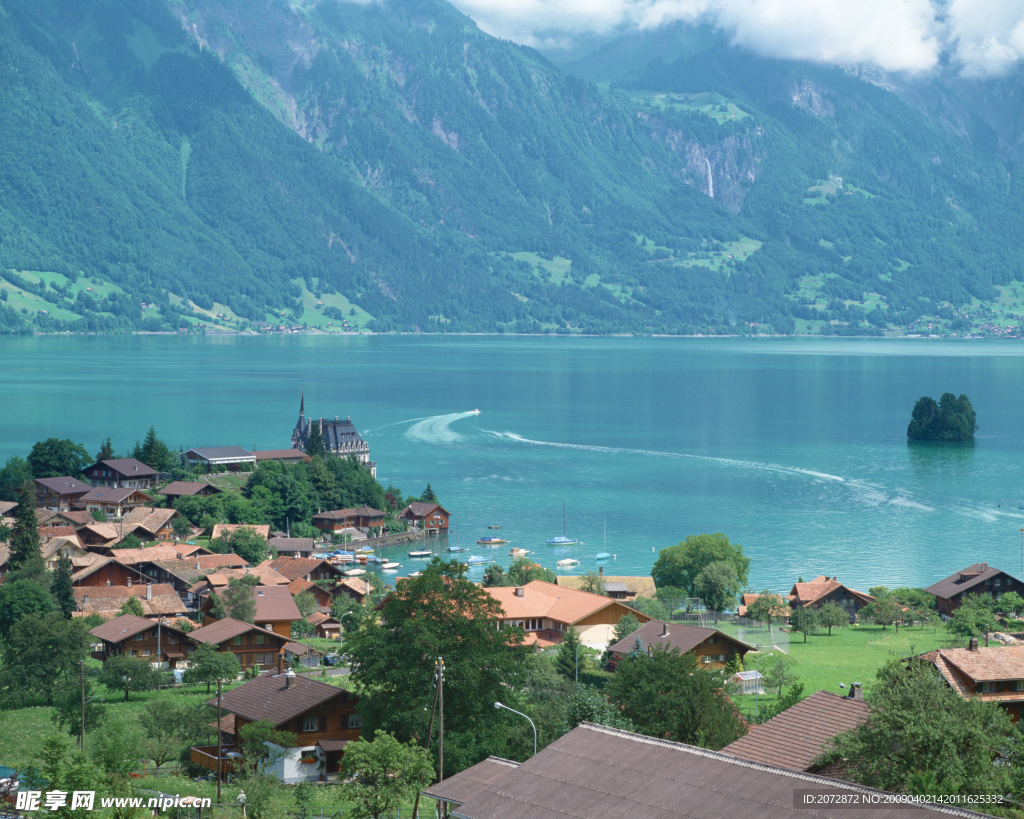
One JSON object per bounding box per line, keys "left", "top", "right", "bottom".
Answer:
{"left": 3, "top": 0, "right": 1024, "bottom": 335}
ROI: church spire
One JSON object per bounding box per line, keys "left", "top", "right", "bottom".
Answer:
{"left": 300, "top": 388, "right": 305, "bottom": 418}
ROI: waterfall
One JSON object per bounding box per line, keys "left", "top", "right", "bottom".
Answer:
{"left": 705, "top": 158, "right": 714, "bottom": 199}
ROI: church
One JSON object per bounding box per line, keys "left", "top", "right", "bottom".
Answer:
{"left": 291, "top": 394, "right": 376, "bottom": 478}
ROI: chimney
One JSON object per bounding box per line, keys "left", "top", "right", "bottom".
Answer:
{"left": 969, "top": 637, "right": 979, "bottom": 652}
{"left": 661, "top": 623, "right": 668, "bottom": 637}
{"left": 285, "top": 667, "right": 296, "bottom": 689}
{"left": 848, "top": 682, "right": 864, "bottom": 700}
{"left": 514, "top": 587, "right": 525, "bottom": 597}
{"left": 146, "top": 583, "right": 152, "bottom": 601}
{"left": 982, "top": 562, "right": 988, "bottom": 571}
{"left": 598, "top": 566, "right": 603, "bottom": 576}
{"left": 196, "top": 559, "right": 201, "bottom": 570}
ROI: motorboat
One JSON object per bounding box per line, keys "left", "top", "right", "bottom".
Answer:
{"left": 466, "top": 555, "right": 487, "bottom": 564}
{"left": 557, "top": 558, "right": 580, "bottom": 567}
{"left": 448, "top": 546, "right": 467, "bottom": 552}
{"left": 510, "top": 547, "right": 529, "bottom": 556}
{"left": 382, "top": 562, "right": 400, "bottom": 570}
{"left": 344, "top": 568, "right": 366, "bottom": 577}
{"left": 409, "top": 549, "right": 432, "bottom": 558}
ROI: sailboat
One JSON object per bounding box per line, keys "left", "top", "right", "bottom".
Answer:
{"left": 596, "top": 519, "right": 611, "bottom": 560}
{"left": 546, "top": 500, "right": 577, "bottom": 545}
{"left": 478, "top": 508, "right": 507, "bottom": 545}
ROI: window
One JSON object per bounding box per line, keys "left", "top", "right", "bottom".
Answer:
{"left": 303, "top": 716, "right": 319, "bottom": 732}
{"left": 1017, "top": 680, "right": 1024, "bottom": 692}
{"left": 167, "top": 634, "right": 176, "bottom": 644}
{"left": 995, "top": 578, "right": 1002, "bottom": 586}
{"left": 982, "top": 682, "right": 996, "bottom": 693}
{"left": 348, "top": 714, "right": 362, "bottom": 729}
{"left": 135, "top": 633, "right": 144, "bottom": 641}
{"left": 709, "top": 637, "right": 717, "bottom": 644}
{"left": 702, "top": 656, "right": 712, "bottom": 664}
{"left": 255, "top": 634, "right": 265, "bottom": 645}
{"left": 142, "top": 649, "right": 151, "bottom": 657}
{"left": 717, "top": 654, "right": 726, "bottom": 663}
{"left": 187, "top": 646, "right": 195, "bottom": 654}
{"left": 233, "top": 636, "right": 243, "bottom": 645}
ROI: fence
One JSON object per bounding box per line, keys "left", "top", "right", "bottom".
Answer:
{"left": 669, "top": 611, "right": 790, "bottom": 654}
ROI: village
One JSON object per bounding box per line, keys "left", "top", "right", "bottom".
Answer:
{"left": 1, "top": 401, "right": 1024, "bottom": 818}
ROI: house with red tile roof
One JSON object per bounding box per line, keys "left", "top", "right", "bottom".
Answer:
{"left": 483, "top": 580, "right": 652, "bottom": 648}
{"left": 918, "top": 640, "right": 1024, "bottom": 722}
{"left": 74, "top": 486, "right": 153, "bottom": 519}
{"left": 267, "top": 556, "right": 345, "bottom": 584}
{"left": 721, "top": 688, "right": 871, "bottom": 774}
{"left": 788, "top": 576, "right": 875, "bottom": 621}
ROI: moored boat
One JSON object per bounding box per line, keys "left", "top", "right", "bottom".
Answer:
{"left": 409, "top": 549, "right": 432, "bottom": 558}
{"left": 556, "top": 558, "right": 580, "bottom": 567}
{"left": 477, "top": 536, "right": 507, "bottom": 545}
{"left": 382, "top": 562, "right": 400, "bottom": 570}
{"left": 466, "top": 555, "right": 487, "bottom": 564}
{"left": 546, "top": 500, "right": 577, "bottom": 545}
{"left": 595, "top": 552, "right": 611, "bottom": 560}
{"left": 344, "top": 568, "right": 366, "bottom": 577}
{"left": 510, "top": 547, "right": 528, "bottom": 556}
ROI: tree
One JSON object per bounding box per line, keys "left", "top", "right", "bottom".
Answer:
{"left": 947, "top": 594, "right": 997, "bottom": 641}
{"left": 304, "top": 422, "right": 325, "bottom": 459}
{"left": 482, "top": 563, "right": 506, "bottom": 587}
{"left": 998, "top": 591, "right": 1024, "bottom": 617}
{"left": 860, "top": 596, "right": 904, "bottom": 631}
{"left": 218, "top": 574, "right": 260, "bottom": 623}
{"left": 694, "top": 560, "right": 740, "bottom": 612}
{"left": 651, "top": 533, "right": 749, "bottom": 596}
{"left": 564, "top": 684, "right": 636, "bottom": 731}
{"left": 0, "top": 455, "right": 32, "bottom": 501}
{"left": 755, "top": 683, "right": 805, "bottom": 724}
{"left": 27, "top": 438, "right": 91, "bottom": 478}
{"left": 171, "top": 516, "right": 192, "bottom": 540}
{"left": 98, "top": 655, "right": 165, "bottom": 702}
{"left": 211, "top": 526, "right": 269, "bottom": 565}
{"left": 745, "top": 591, "right": 788, "bottom": 625}
{"left": 117, "top": 532, "right": 142, "bottom": 550}
{"left": 0, "top": 578, "right": 57, "bottom": 633}
{"left": 421, "top": 483, "right": 437, "bottom": 503}
{"left": 789, "top": 606, "right": 817, "bottom": 643}
{"left": 556, "top": 626, "right": 584, "bottom": 679}
{"left": 818, "top": 661, "right": 1016, "bottom": 797}
{"left": 137, "top": 426, "right": 175, "bottom": 472}
{"left": 90, "top": 720, "right": 140, "bottom": 778}
{"left": 816, "top": 601, "right": 849, "bottom": 635}
{"left": 34, "top": 734, "right": 100, "bottom": 819}
{"left": 118, "top": 595, "right": 145, "bottom": 617}
{"left": 0, "top": 612, "right": 91, "bottom": 705}
{"left": 763, "top": 656, "right": 798, "bottom": 696}
{"left": 506, "top": 556, "right": 557, "bottom": 585}
{"left": 52, "top": 677, "right": 106, "bottom": 738}
{"left": 612, "top": 613, "right": 641, "bottom": 645}
{"left": 51, "top": 555, "right": 76, "bottom": 619}
{"left": 294, "top": 590, "right": 316, "bottom": 619}
{"left": 139, "top": 700, "right": 212, "bottom": 771}
{"left": 578, "top": 571, "right": 606, "bottom": 596}
{"left": 183, "top": 643, "right": 242, "bottom": 693}
{"left": 346, "top": 557, "right": 528, "bottom": 775}
{"left": 907, "top": 393, "right": 977, "bottom": 441}
{"left": 630, "top": 595, "right": 670, "bottom": 621}
{"left": 339, "top": 730, "right": 434, "bottom": 819}
{"left": 8, "top": 480, "right": 42, "bottom": 576}
{"left": 95, "top": 438, "right": 116, "bottom": 461}
{"left": 607, "top": 645, "right": 746, "bottom": 750}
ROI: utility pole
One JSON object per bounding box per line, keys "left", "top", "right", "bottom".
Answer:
{"left": 438, "top": 657, "right": 444, "bottom": 784}
{"left": 411, "top": 665, "right": 441, "bottom": 819}
{"left": 80, "top": 660, "right": 85, "bottom": 752}
{"left": 156, "top": 617, "right": 162, "bottom": 690}
{"left": 217, "top": 679, "right": 223, "bottom": 805}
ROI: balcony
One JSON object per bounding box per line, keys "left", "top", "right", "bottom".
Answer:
{"left": 189, "top": 745, "right": 239, "bottom": 774}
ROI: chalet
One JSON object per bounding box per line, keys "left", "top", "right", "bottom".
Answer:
{"left": 183, "top": 447, "right": 256, "bottom": 471}
{"left": 286, "top": 578, "right": 333, "bottom": 610}
{"left": 919, "top": 640, "right": 1024, "bottom": 722}
{"left": 41, "top": 537, "right": 88, "bottom": 569}
{"left": 400, "top": 502, "right": 450, "bottom": 533}
{"left": 159, "top": 481, "right": 224, "bottom": 505}
{"left": 484, "top": 580, "right": 653, "bottom": 648}
{"left": 269, "top": 537, "right": 316, "bottom": 557}
{"left": 788, "top": 576, "right": 875, "bottom": 622}
{"left": 606, "top": 621, "right": 753, "bottom": 670}
{"left": 75, "top": 487, "right": 153, "bottom": 520}
{"left": 111, "top": 543, "right": 185, "bottom": 565}
{"left": 334, "top": 576, "right": 374, "bottom": 605}
{"left": 721, "top": 688, "right": 871, "bottom": 774}
{"left": 253, "top": 449, "right": 309, "bottom": 465}
{"left": 35, "top": 477, "right": 91, "bottom": 511}
{"left": 40, "top": 526, "right": 83, "bottom": 549}
{"left": 307, "top": 612, "right": 341, "bottom": 639}
{"left": 925, "top": 563, "right": 1024, "bottom": 618}
{"left": 82, "top": 459, "right": 159, "bottom": 490}
{"left": 267, "top": 556, "right": 345, "bottom": 584}
{"left": 312, "top": 508, "right": 385, "bottom": 534}
{"left": 37, "top": 509, "right": 93, "bottom": 529}
{"left": 74, "top": 583, "right": 188, "bottom": 619}
{"left": 211, "top": 523, "right": 271, "bottom": 542}
{"left": 423, "top": 722, "right": 975, "bottom": 819}
{"left": 0, "top": 501, "right": 16, "bottom": 517}
{"left": 71, "top": 555, "right": 153, "bottom": 587}
{"left": 556, "top": 573, "right": 657, "bottom": 601}
{"left": 190, "top": 566, "right": 291, "bottom": 596}
{"left": 89, "top": 613, "right": 193, "bottom": 669}
{"left": 188, "top": 618, "right": 290, "bottom": 672}
{"left": 79, "top": 521, "right": 121, "bottom": 548}
{"left": 291, "top": 398, "right": 375, "bottom": 477}
{"left": 199, "top": 584, "right": 301, "bottom": 639}
{"left": 116, "top": 507, "right": 181, "bottom": 543}
{"left": 143, "top": 555, "right": 249, "bottom": 602}
{"left": 190, "top": 669, "right": 361, "bottom": 782}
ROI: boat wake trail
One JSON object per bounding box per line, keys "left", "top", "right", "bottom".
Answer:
{"left": 363, "top": 416, "right": 434, "bottom": 435}
{"left": 406, "top": 411, "right": 478, "bottom": 444}
{"left": 485, "top": 430, "right": 937, "bottom": 512}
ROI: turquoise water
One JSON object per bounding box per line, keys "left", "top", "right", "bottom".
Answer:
{"left": 4, "top": 335, "right": 1024, "bottom": 594}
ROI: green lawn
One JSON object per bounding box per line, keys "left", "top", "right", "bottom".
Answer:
{"left": 728, "top": 622, "right": 958, "bottom": 719}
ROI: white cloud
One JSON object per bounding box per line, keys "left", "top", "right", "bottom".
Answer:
{"left": 449, "top": 0, "right": 1024, "bottom": 77}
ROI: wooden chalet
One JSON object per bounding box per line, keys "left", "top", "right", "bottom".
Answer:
{"left": 35, "top": 477, "right": 91, "bottom": 511}
{"left": 71, "top": 555, "right": 154, "bottom": 587}
{"left": 334, "top": 576, "right": 374, "bottom": 605}
{"left": 919, "top": 639, "right": 1024, "bottom": 722}
{"left": 287, "top": 578, "right": 333, "bottom": 610}
{"left": 190, "top": 565, "right": 291, "bottom": 597}
{"left": 308, "top": 612, "right": 341, "bottom": 639}
{"left": 141, "top": 554, "right": 248, "bottom": 603}
{"left": 79, "top": 521, "right": 122, "bottom": 548}
{"left": 41, "top": 537, "right": 89, "bottom": 569}
{"left": 788, "top": 576, "right": 875, "bottom": 622}
{"left": 117, "top": 507, "right": 180, "bottom": 542}
{"left": 925, "top": 562, "right": 1024, "bottom": 618}
{"left": 484, "top": 580, "right": 653, "bottom": 648}
{"left": 606, "top": 621, "right": 753, "bottom": 670}
{"left": 722, "top": 689, "right": 870, "bottom": 774}
{"left": 159, "top": 481, "right": 224, "bottom": 505}
{"left": 267, "top": 556, "right": 345, "bottom": 584}
{"left": 199, "top": 584, "right": 301, "bottom": 638}
{"left": 74, "top": 486, "right": 153, "bottom": 519}
{"left": 82, "top": 458, "right": 159, "bottom": 490}
{"left": 399, "top": 502, "right": 449, "bottom": 533}
{"left": 73, "top": 583, "right": 188, "bottom": 619}
{"left": 36, "top": 509, "right": 94, "bottom": 530}
{"left": 88, "top": 613, "right": 194, "bottom": 669}
{"left": 188, "top": 618, "right": 290, "bottom": 672}
{"left": 312, "top": 507, "right": 385, "bottom": 534}
{"left": 190, "top": 669, "right": 360, "bottom": 782}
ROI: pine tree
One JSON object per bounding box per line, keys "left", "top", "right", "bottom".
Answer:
{"left": 305, "top": 421, "right": 325, "bottom": 459}
{"left": 95, "top": 438, "right": 115, "bottom": 462}
{"left": 8, "top": 480, "right": 41, "bottom": 576}
{"left": 422, "top": 483, "right": 438, "bottom": 502}
{"left": 52, "top": 555, "right": 76, "bottom": 619}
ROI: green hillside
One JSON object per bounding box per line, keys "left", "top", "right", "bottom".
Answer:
{"left": 2, "top": 0, "right": 1024, "bottom": 336}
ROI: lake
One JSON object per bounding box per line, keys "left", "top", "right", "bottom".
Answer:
{"left": 4, "top": 334, "right": 1024, "bottom": 594}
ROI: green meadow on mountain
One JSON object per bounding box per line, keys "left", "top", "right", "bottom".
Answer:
{"left": 4, "top": 0, "right": 1024, "bottom": 335}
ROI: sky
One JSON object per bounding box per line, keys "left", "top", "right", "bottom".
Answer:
{"left": 443, "top": 0, "right": 1024, "bottom": 77}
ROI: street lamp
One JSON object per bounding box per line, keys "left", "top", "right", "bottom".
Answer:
{"left": 754, "top": 652, "right": 773, "bottom": 719}
{"left": 494, "top": 701, "right": 536, "bottom": 757}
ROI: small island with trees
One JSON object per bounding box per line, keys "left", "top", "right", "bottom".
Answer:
{"left": 907, "top": 393, "right": 978, "bottom": 441}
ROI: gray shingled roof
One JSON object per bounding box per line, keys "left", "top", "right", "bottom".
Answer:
{"left": 205, "top": 671, "right": 355, "bottom": 726}
{"left": 189, "top": 618, "right": 285, "bottom": 645}
{"left": 92, "top": 459, "right": 158, "bottom": 477}
{"left": 606, "top": 620, "right": 754, "bottom": 656}
{"left": 35, "top": 476, "right": 91, "bottom": 494}
{"left": 424, "top": 757, "right": 520, "bottom": 806}
{"left": 925, "top": 563, "right": 1014, "bottom": 600}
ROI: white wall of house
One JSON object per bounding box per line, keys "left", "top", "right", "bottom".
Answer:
{"left": 264, "top": 743, "right": 322, "bottom": 783}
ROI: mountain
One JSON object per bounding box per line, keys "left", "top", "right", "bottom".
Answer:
{"left": 3, "top": 0, "right": 1024, "bottom": 336}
